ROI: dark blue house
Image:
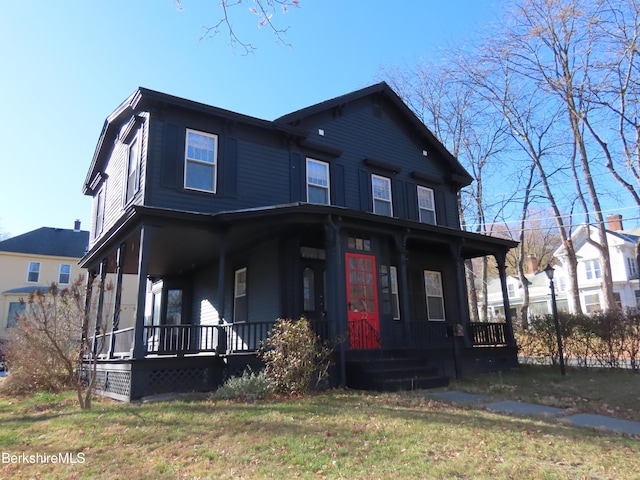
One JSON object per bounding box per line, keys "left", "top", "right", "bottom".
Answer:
{"left": 81, "top": 82, "right": 518, "bottom": 401}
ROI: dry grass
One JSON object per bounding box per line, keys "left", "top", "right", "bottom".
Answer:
{"left": 452, "top": 364, "right": 640, "bottom": 421}
{"left": 0, "top": 366, "right": 638, "bottom": 479}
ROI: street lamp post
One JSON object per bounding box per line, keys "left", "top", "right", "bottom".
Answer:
{"left": 544, "top": 264, "right": 566, "bottom": 376}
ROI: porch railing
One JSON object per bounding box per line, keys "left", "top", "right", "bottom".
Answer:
{"left": 91, "top": 327, "right": 135, "bottom": 359}
{"left": 470, "top": 322, "right": 508, "bottom": 346}
{"left": 142, "top": 319, "right": 331, "bottom": 356}
{"left": 89, "top": 320, "right": 509, "bottom": 358}
{"left": 348, "top": 318, "right": 382, "bottom": 349}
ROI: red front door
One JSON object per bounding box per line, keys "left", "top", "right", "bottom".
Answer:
{"left": 345, "top": 252, "right": 381, "bottom": 349}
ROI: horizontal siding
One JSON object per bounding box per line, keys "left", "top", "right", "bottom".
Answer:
{"left": 90, "top": 113, "right": 149, "bottom": 249}
{"left": 289, "top": 97, "right": 460, "bottom": 227}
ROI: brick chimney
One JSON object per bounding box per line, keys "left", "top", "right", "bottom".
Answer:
{"left": 606, "top": 214, "right": 623, "bottom": 231}
{"left": 526, "top": 254, "right": 538, "bottom": 274}
{"left": 74, "top": 219, "right": 81, "bottom": 232}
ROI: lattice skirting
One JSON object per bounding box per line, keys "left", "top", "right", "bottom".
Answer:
{"left": 83, "top": 357, "right": 227, "bottom": 402}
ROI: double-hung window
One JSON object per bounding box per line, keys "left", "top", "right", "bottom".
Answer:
{"left": 27, "top": 262, "right": 40, "bottom": 283}
{"left": 628, "top": 257, "right": 638, "bottom": 278}
{"left": 94, "top": 186, "right": 105, "bottom": 239}
{"left": 125, "top": 135, "right": 140, "bottom": 203}
{"left": 59, "top": 264, "right": 71, "bottom": 284}
{"left": 7, "top": 302, "right": 25, "bottom": 328}
{"left": 184, "top": 129, "right": 217, "bottom": 193}
{"left": 306, "top": 158, "right": 330, "bottom": 204}
{"left": 372, "top": 174, "right": 393, "bottom": 216}
{"left": 417, "top": 186, "right": 436, "bottom": 224}
{"left": 424, "top": 270, "right": 445, "bottom": 321}
{"left": 234, "top": 268, "right": 248, "bottom": 323}
{"left": 585, "top": 259, "right": 601, "bottom": 280}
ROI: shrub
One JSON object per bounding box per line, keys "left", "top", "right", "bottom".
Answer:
{"left": 259, "top": 317, "right": 332, "bottom": 395}
{"left": 1, "top": 278, "right": 110, "bottom": 408}
{"left": 211, "top": 369, "right": 274, "bottom": 402}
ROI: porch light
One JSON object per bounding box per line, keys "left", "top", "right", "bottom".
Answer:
{"left": 544, "top": 264, "right": 566, "bottom": 376}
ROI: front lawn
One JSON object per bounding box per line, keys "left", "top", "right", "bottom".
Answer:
{"left": 0, "top": 367, "right": 637, "bottom": 479}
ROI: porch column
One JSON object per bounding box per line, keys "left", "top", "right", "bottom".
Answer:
{"left": 93, "top": 258, "right": 108, "bottom": 355}
{"left": 131, "top": 226, "right": 154, "bottom": 359}
{"left": 394, "top": 232, "right": 411, "bottom": 322}
{"left": 109, "top": 242, "right": 126, "bottom": 358}
{"left": 324, "top": 215, "right": 347, "bottom": 387}
{"left": 452, "top": 242, "right": 472, "bottom": 348}
{"left": 496, "top": 253, "right": 516, "bottom": 347}
{"left": 216, "top": 229, "right": 228, "bottom": 354}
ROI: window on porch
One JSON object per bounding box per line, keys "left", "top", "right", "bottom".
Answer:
{"left": 234, "top": 267, "right": 248, "bottom": 323}
{"left": 424, "top": 270, "right": 445, "bottom": 321}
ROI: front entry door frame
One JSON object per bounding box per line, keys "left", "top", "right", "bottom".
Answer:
{"left": 345, "top": 252, "right": 381, "bottom": 349}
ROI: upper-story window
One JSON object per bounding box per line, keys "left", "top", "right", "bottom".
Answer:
{"left": 59, "top": 264, "right": 71, "bottom": 285}
{"left": 417, "top": 186, "right": 436, "bottom": 224}
{"left": 584, "top": 259, "right": 601, "bottom": 280}
{"left": 372, "top": 174, "right": 393, "bottom": 216}
{"left": 628, "top": 257, "right": 638, "bottom": 278}
{"left": 306, "top": 158, "right": 330, "bottom": 204}
{"left": 27, "top": 261, "right": 40, "bottom": 283}
{"left": 93, "top": 185, "right": 105, "bottom": 240}
{"left": 507, "top": 283, "right": 516, "bottom": 297}
{"left": 184, "top": 129, "right": 218, "bottom": 193}
{"left": 125, "top": 135, "right": 140, "bottom": 204}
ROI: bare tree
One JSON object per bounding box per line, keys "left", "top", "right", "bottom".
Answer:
{"left": 384, "top": 63, "right": 512, "bottom": 321}
{"left": 175, "top": 0, "right": 300, "bottom": 54}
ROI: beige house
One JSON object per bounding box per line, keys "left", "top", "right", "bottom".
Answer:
{"left": 0, "top": 221, "right": 90, "bottom": 345}
{"left": 0, "top": 221, "right": 137, "bottom": 351}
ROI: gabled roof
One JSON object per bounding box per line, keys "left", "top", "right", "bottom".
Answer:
{"left": 0, "top": 227, "right": 89, "bottom": 258}
{"left": 554, "top": 223, "right": 640, "bottom": 257}
{"left": 83, "top": 87, "right": 309, "bottom": 195}
{"left": 275, "top": 82, "right": 474, "bottom": 186}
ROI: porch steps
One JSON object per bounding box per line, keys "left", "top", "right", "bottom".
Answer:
{"left": 345, "top": 351, "right": 449, "bottom": 392}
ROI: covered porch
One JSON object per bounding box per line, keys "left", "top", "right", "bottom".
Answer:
{"left": 82, "top": 203, "right": 519, "bottom": 401}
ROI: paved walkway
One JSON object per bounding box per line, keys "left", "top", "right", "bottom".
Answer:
{"left": 426, "top": 390, "right": 640, "bottom": 437}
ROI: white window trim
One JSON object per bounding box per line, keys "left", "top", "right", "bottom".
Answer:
{"left": 417, "top": 185, "right": 436, "bottom": 224}
{"left": 59, "top": 264, "right": 71, "bottom": 285}
{"left": 584, "top": 259, "right": 601, "bottom": 280}
{"left": 124, "top": 134, "right": 141, "bottom": 204}
{"left": 233, "top": 267, "right": 247, "bottom": 323}
{"left": 372, "top": 174, "right": 393, "bottom": 216}
{"left": 424, "top": 270, "right": 445, "bottom": 321}
{"left": 184, "top": 129, "right": 218, "bottom": 194}
{"left": 27, "top": 261, "right": 41, "bottom": 283}
{"left": 390, "top": 265, "right": 400, "bottom": 320}
{"left": 93, "top": 185, "right": 105, "bottom": 240}
{"left": 306, "top": 158, "right": 331, "bottom": 205}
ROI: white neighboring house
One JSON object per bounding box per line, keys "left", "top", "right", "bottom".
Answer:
{"left": 485, "top": 215, "right": 640, "bottom": 322}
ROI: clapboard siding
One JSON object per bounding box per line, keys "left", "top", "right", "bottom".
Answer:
{"left": 89, "top": 84, "right": 469, "bottom": 249}
{"left": 280, "top": 96, "right": 460, "bottom": 227}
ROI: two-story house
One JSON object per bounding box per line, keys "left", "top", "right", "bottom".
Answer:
{"left": 0, "top": 222, "right": 89, "bottom": 345}
{"left": 485, "top": 215, "right": 640, "bottom": 322}
{"left": 81, "top": 82, "right": 519, "bottom": 401}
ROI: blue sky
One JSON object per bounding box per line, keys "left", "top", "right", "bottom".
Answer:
{"left": 0, "top": 1, "right": 499, "bottom": 238}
